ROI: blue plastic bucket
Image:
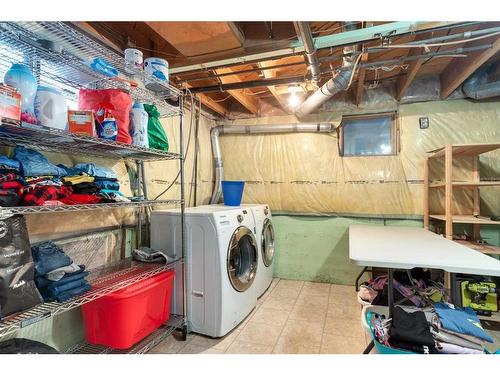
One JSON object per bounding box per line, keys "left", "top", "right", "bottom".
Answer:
{"left": 221, "top": 180, "right": 245, "bottom": 206}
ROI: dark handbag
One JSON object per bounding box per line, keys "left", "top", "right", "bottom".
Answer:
{"left": 0, "top": 214, "right": 43, "bottom": 319}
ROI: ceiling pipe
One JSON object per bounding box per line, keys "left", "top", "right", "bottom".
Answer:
{"left": 294, "top": 22, "right": 322, "bottom": 85}
{"left": 188, "top": 75, "right": 305, "bottom": 94}
{"left": 170, "top": 22, "right": 463, "bottom": 75}
{"left": 210, "top": 123, "right": 336, "bottom": 204}
{"left": 295, "top": 22, "right": 359, "bottom": 118}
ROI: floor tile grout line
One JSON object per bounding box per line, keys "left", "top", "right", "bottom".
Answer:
{"left": 319, "top": 284, "right": 335, "bottom": 354}
{"left": 270, "top": 279, "right": 305, "bottom": 354}
{"left": 224, "top": 278, "right": 281, "bottom": 354}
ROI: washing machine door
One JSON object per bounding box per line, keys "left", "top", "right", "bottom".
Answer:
{"left": 261, "top": 218, "right": 275, "bottom": 267}
{"left": 227, "top": 226, "right": 258, "bottom": 292}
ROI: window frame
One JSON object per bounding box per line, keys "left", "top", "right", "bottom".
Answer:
{"left": 338, "top": 111, "right": 400, "bottom": 157}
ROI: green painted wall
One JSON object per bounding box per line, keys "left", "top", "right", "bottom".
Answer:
{"left": 272, "top": 215, "right": 500, "bottom": 285}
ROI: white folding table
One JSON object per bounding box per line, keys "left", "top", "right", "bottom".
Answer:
{"left": 349, "top": 224, "right": 500, "bottom": 353}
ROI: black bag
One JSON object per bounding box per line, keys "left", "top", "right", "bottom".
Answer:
{"left": 0, "top": 214, "right": 43, "bottom": 319}
{"left": 0, "top": 338, "right": 58, "bottom": 354}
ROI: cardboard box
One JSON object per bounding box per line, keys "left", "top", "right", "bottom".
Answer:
{"left": 0, "top": 85, "right": 21, "bottom": 122}
{"left": 68, "top": 110, "right": 96, "bottom": 137}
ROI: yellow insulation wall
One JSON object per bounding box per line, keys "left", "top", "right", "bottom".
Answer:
{"left": 219, "top": 99, "right": 500, "bottom": 215}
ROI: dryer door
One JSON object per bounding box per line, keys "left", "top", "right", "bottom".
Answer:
{"left": 227, "top": 226, "right": 258, "bottom": 292}
{"left": 261, "top": 218, "right": 275, "bottom": 267}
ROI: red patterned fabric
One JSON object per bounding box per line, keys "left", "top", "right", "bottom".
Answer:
{"left": 22, "top": 186, "right": 72, "bottom": 206}
{"left": 59, "top": 194, "right": 101, "bottom": 205}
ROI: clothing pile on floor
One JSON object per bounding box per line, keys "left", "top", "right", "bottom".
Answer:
{"left": 0, "top": 146, "right": 128, "bottom": 207}
{"left": 32, "top": 241, "right": 91, "bottom": 302}
{"left": 370, "top": 303, "right": 494, "bottom": 354}
{"left": 359, "top": 270, "right": 446, "bottom": 307}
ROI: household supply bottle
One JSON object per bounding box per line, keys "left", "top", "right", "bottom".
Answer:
{"left": 130, "top": 102, "right": 149, "bottom": 148}
{"left": 34, "top": 86, "right": 68, "bottom": 130}
{"left": 4, "top": 63, "right": 38, "bottom": 124}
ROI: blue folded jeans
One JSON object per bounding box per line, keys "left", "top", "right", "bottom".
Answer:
{"left": 46, "top": 278, "right": 88, "bottom": 294}
{"left": 13, "top": 146, "right": 68, "bottom": 177}
{"left": 40, "top": 282, "right": 91, "bottom": 302}
{"left": 31, "top": 241, "right": 72, "bottom": 276}
{"left": 73, "top": 163, "right": 117, "bottom": 179}
{"left": 35, "top": 268, "right": 88, "bottom": 289}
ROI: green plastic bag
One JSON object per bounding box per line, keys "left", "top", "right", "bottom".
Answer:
{"left": 143, "top": 104, "right": 169, "bottom": 151}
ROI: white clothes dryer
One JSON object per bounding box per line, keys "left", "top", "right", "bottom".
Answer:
{"left": 242, "top": 204, "right": 275, "bottom": 298}
{"left": 151, "top": 205, "right": 258, "bottom": 337}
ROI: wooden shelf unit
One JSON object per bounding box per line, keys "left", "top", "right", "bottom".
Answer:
{"left": 424, "top": 143, "right": 500, "bottom": 255}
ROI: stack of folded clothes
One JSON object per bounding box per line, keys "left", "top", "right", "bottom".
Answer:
{"left": 72, "top": 163, "right": 130, "bottom": 203}
{"left": 31, "top": 241, "right": 91, "bottom": 302}
{"left": 0, "top": 146, "right": 129, "bottom": 208}
{"left": 0, "top": 156, "right": 25, "bottom": 207}
{"left": 431, "top": 302, "right": 493, "bottom": 354}
{"left": 370, "top": 303, "right": 492, "bottom": 354}
{"left": 12, "top": 146, "right": 72, "bottom": 206}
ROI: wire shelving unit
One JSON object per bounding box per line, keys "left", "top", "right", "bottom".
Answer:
{"left": 0, "top": 21, "right": 187, "bottom": 354}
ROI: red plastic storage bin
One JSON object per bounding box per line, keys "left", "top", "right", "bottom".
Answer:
{"left": 81, "top": 270, "right": 175, "bottom": 349}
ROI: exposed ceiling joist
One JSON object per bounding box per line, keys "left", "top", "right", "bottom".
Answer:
{"left": 258, "top": 60, "right": 290, "bottom": 112}
{"left": 196, "top": 94, "right": 229, "bottom": 116}
{"left": 145, "top": 22, "right": 243, "bottom": 57}
{"left": 215, "top": 67, "right": 260, "bottom": 114}
{"left": 170, "top": 22, "right": 461, "bottom": 74}
{"left": 355, "top": 52, "right": 368, "bottom": 106}
{"left": 395, "top": 34, "right": 430, "bottom": 101}
{"left": 440, "top": 37, "right": 500, "bottom": 99}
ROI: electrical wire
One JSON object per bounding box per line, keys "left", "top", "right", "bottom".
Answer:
{"left": 380, "top": 31, "right": 500, "bottom": 49}
{"left": 211, "top": 95, "right": 233, "bottom": 102}
{"left": 244, "top": 89, "right": 269, "bottom": 96}
{"left": 154, "top": 88, "right": 195, "bottom": 200}
{"left": 346, "top": 52, "right": 364, "bottom": 90}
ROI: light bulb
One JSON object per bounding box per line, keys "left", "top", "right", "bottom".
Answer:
{"left": 288, "top": 91, "right": 300, "bottom": 108}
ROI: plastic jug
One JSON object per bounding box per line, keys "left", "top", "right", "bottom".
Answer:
{"left": 34, "top": 86, "right": 68, "bottom": 130}
{"left": 130, "top": 102, "right": 149, "bottom": 148}
{"left": 144, "top": 57, "right": 169, "bottom": 92}
{"left": 4, "top": 63, "right": 37, "bottom": 124}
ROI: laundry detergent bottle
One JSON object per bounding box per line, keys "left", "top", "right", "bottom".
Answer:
{"left": 97, "top": 106, "right": 118, "bottom": 141}
{"left": 4, "top": 63, "right": 38, "bottom": 124}
{"left": 130, "top": 102, "right": 149, "bottom": 148}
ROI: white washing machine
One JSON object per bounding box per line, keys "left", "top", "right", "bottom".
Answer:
{"left": 151, "top": 205, "right": 258, "bottom": 338}
{"left": 242, "top": 204, "right": 276, "bottom": 298}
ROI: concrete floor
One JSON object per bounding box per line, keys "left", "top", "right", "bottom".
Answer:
{"left": 149, "top": 278, "right": 500, "bottom": 354}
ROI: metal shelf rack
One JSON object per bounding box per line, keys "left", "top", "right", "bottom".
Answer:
{"left": 0, "top": 21, "right": 181, "bottom": 118}
{"left": 64, "top": 314, "right": 185, "bottom": 354}
{"left": 1, "top": 199, "right": 181, "bottom": 215}
{"left": 0, "top": 259, "right": 183, "bottom": 338}
{"left": 0, "top": 119, "right": 182, "bottom": 161}
{"left": 0, "top": 21, "right": 188, "bottom": 353}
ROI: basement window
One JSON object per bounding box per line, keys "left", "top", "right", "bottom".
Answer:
{"left": 339, "top": 112, "right": 398, "bottom": 156}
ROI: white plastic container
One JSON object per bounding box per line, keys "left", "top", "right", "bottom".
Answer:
{"left": 124, "top": 48, "right": 143, "bottom": 74}
{"left": 130, "top": 102, "right": 149, "bottom": 148}
{"left": 144, "top": 57, "right": 169, "bottom": 92}
{"left": 34, "top": 86, "right": 68, "bottom": 130}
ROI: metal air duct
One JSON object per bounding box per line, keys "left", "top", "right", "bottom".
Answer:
{"left": 209, "top": 123, "right": 336, "bottom": 204}
{"left": 462, "top": 63, "right": 500, "bottom": 100}
{"left": 294, "top": 22, "right": 322, "bottom": 85}
{"left": 295, "top": 22, "right": 360, "bottom": 118}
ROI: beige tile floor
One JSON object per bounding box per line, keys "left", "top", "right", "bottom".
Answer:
{"left": 149, "top": 278, "right": 369, "bottom": 354}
